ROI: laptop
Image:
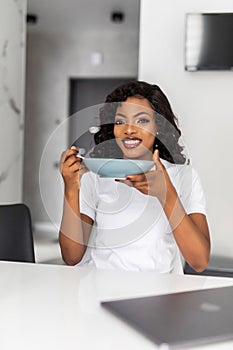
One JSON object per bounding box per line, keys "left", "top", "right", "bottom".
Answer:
{"left": 101, "top": 286, "right": 233, "bottom": 349}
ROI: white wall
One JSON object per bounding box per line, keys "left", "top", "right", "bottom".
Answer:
{"left": 0, "top": 0, "right": 27, "bottom": 202}
{"left": 139, "top": 0, "right": 233, "bottom": 257}
{"left": 24, "top": 29, "right": 138, "bottom": 229}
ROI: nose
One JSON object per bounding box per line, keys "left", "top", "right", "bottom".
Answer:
{"left": 124, "top": 123, "right": 137, "bottom": 135}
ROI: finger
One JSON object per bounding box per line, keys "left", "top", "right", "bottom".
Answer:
{"left": 60, "top": 150, "right": 69, "bottom": 164}
{"left": 73, "top": 167, "right": 89, "bottom": 179}
{"left": 115, "top": 179, "right": 133, "bottom": 187}
{"left": 69, "top": 162, "right": 83, "bottom": 172}
{"left": 60, "top": 156, "right": 81, "bottom": 172}
{"left": 71, "top": 146, "right": 85, "bottom": 160}
{"left": 65, "top": 151, "right": 80, "bottom": 165}
{"left": 117, "top": 179, "right": 148, "bottom": 194}
{"left": 60, "top": 150, "right": 72, "bottom": 173}
{"left": 68, "top": 156, "right": 82, "bottom": 168}
{"left": 74, "top": 165, "right": 88, "bottom": 174}
{"left": 67, "top": 160, "right": 87, "bottom": 173}
{"left": 61, "top": 148, "right": 78, "bottom": 164}
{"left": 125, "top": 173, "right": 146, "bottom": 182}
{"left": 67, "top": 163, "right": 80, "bottom": 173}
{"left": 67, "top": 148, "right": 79, "bottom": 158}
{"left": 153, "top": 149, "right": 163, "bottom": 170}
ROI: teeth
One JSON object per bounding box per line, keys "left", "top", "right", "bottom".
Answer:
{"left": 124, "top": 140, "right": 141, "bottom": 145}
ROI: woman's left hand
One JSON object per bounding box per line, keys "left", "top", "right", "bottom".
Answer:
{"left": 117, "top": 150, "right": 211, "bottom": 272}
{"left": 116, "top": 150, "right": 175, "bottom": 204}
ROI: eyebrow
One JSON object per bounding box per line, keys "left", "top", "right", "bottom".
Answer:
{"left": 115, "top": 111, "right": 152, "bottom": 118}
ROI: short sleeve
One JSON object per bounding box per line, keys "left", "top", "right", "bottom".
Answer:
{"left": 183, "top": 168, "right": 206, "bottom": 215}
{"left": 79, "top": 172, "right": 97, "bottom": 221}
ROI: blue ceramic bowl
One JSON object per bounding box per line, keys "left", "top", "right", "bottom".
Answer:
{"left": 83, "top": 158, "right": 154, "bottom": 178}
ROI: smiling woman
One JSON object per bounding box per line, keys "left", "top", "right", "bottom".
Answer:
{"left": 91, "top": 81, "right": 186, "bottom": 164}
{"left": 59, "top": 80, "right": 210, "bottom": 274}
{"left": 113, "top": 96, "right": 157, "bottom": 160}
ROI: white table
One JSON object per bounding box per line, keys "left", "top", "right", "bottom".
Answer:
{"left": 1, "top": 261, "right": 233, "bottom": 350}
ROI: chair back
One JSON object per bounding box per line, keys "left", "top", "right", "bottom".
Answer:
{"left": 0, "top": 203, "right": 35, "bottom": 263}
{"left": 184, "top": 260, "right": 233, "bottom": 278}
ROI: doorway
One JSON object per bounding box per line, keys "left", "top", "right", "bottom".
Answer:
{"left": 68, "top": 77, "right": 136, "bottom": 155}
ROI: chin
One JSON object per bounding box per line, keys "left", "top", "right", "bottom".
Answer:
{"left": 122, "top": 148, "right": 152, "bottom": 160}
{"left": 123, "top": 152, "right": 147, "bottom": 160}
{"left": 121, "top": 149, "right": 140, "bottom": 159}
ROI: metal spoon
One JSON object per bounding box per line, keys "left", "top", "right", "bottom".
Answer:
{"left": 76, "top": 154, "right": 85, "bottom": 160}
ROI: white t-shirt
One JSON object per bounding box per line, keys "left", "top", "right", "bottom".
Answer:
{"left": 77, "top": 159, "right": 206, "bottom": 273}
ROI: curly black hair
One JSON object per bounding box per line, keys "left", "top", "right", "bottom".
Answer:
{"left": 90, "top": 80, "right": 186, "bottom": 164}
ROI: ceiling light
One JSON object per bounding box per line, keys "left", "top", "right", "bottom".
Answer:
{"left": 111, "top": 11, "right": 125, "bottom": 23}
{"left": 26, "top": 14, "right": 38, "bottom": 25}
{"left": 90, "top": 52, "right": 104, "bottom": 66}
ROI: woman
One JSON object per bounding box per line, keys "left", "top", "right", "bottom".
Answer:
{"left": 59, "top": 81, "right": 210, "bottom": 273}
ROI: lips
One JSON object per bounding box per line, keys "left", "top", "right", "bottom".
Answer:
{"left": 122, "top": 138, "right": 142, "bottom": 149}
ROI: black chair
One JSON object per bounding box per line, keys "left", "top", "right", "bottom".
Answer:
{"left": 184, "top": 256, "right": 233, "bottom": 278}
{"left": 0, "top": 203, "right": 35, "bottom": 263}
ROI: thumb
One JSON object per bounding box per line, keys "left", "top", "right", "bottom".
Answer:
{"left": 153, "top": 149, "right": 162, "bottom": 169}
{"left": 70, "top": 145, "right": 77, "bottom": 150}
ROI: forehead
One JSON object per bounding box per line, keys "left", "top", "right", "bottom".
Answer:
{"left": 116, "top": 96, "right": 154, "bottom": 115}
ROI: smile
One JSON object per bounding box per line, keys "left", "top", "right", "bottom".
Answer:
{"left": 122, "top": 138, "right": 142, "bottom": 149}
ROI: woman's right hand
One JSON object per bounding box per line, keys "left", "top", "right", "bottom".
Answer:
{"left": 59, "top": 146, "right": 88, "bottom": 190}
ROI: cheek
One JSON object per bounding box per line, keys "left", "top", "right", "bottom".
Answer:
{"left": 113, "top": 126, "right": 118, "bottom": 139}
{"left": 113, "top": 127, "right": 122, "bottom": 146}
{"left": 141, "top": 127, "right": 156, "bottom": 139}
{"left": 139, "top": 120, "right": 156, "bottom": 134}
{"left": 113, "top": 126, "right": 124, "bottom": 138}
{"left": 141, "top": 129, "right": 156, "bottom": 148}
{"left": 147, "top": 135, "right": 156, "bottom": 148}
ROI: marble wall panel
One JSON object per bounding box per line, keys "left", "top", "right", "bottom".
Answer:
{"left": 0, "top": 0, "right": 27, "bottom": 202}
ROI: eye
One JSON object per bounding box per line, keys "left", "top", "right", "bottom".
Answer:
{"left": 137, "top": 118, "right": 150, "bottom": 124}
{"left": 114, "top": 119, "right": 125, "bottom": 125}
